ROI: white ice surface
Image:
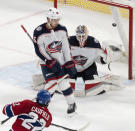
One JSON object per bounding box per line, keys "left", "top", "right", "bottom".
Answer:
{"left": 0, "top": 0, "right": 135, "bottom": 131}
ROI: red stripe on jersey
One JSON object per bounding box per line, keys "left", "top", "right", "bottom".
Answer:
{"left": 3, "top": 104, "right": 9, "bottom": 115}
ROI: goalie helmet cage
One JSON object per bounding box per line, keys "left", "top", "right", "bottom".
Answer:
{"left": 53, "top": 0, "right": 134, "bottom": 80}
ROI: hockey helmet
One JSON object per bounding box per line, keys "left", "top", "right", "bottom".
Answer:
{"left": 76, "top": 25, "right": 88, "bottom": 43}
{"left": 47, "top": 7, "right": 61, "bottom": 20}
{"left": 36, "top": 90, "right": 51, "bottom": 106}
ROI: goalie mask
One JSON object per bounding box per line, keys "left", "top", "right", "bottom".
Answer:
{"left": 76, "top": 25, "right": 88, "bottom": 43}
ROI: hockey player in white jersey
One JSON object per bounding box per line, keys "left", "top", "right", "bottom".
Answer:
{"left": 69, "top": 25, "right": 112, "bottom": 95}
{"left": 33, "top": 8, "right": 77, "bottom": 114}
{"left": 69, "top": 25, "right": 109, "bottom": 79}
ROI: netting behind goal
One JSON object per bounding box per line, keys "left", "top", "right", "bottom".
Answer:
{"left": 50, "top": 0, "right": 134, "bottom": 79}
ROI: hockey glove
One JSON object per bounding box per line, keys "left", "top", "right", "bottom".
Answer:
{"left": 46, "top": 59, "right": 61, "bottom": 74}
{"left": 100, "top": 47, "right": 112, "bottom": 64}
{"left": 64, "top": 61, "right": 77, "bottom": 79}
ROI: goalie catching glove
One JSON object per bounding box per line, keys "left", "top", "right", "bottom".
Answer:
{"left": 64, "top": 61, "right": 77, "bottom": 79}
{"left": 46, "top": 59, "right": 61, "bottom": 74}
{"left": 101, "top": 46, "right": 112, "bottom": 64}
{"left": 100, "top": 46, "right": 122, "bottom": 64}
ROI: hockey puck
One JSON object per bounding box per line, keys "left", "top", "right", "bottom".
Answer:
{"left": 112, "top": 23, "right": 117, "bottom": 27}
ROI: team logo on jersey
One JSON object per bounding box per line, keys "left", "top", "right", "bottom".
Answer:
{"left": 46, "top": 41, "right": 62, "bottom": 53}
{"left": 36, "top": 26, "right": 42, "bottom": 31}
{"left": 73, "top": 55, "right": 88, "bottom": 66}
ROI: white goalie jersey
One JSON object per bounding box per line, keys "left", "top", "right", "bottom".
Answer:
{"left": 71, "top": 46, "right": 104, "bottom": 72}
{"left": 69, "top": 35, "right": 106, "bottom": 72}
{"left": 69, "top": 36, "right": 123, "bottom": 72}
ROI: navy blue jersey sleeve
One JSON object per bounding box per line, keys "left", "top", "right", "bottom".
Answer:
{"left": 89, "top": 36, "right": 101, "bottom": 49}
{"left": 33, "top": 27, "right": 47, "bottom": 61}
{"left": 68, "top": 36, "right": 78, "bottom": 46}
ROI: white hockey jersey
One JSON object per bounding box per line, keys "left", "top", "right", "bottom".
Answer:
{"left": 33, "top": 23, "right": 72, "bottom": 65}
{"left": 69, "top": 36, "right": 106, "bottom": 72}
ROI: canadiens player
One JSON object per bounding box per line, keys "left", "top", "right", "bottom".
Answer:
{"left": 69, "top": 25, "right": 112, "bottom": 95}
{"left": 2, "top": 90, "right": 52, "bottom": 131}
{"left": 33, "top": 8, "right": 77, "bottom": 114}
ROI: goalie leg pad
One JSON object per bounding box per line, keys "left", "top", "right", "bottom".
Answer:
{"left": 32, "top": 74, "right": 45, "bottom": 87}
{"left": 33, "top": 83, "right": 45, "bottom": 91}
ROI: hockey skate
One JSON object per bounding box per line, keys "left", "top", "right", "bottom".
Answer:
{"left": 67, "top": 103, "right": 77, "bottom": 116}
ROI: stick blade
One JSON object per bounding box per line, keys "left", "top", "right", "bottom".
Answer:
{"left": 52, "top": 113, "right": 90, "bottom": 131}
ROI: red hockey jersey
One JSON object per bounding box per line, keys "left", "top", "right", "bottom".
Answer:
{"left": 3, "top": 100, "right": 52, "bottom": 131}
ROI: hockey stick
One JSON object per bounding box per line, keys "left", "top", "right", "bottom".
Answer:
{"left": 46, "top": 74, "right": 69, "bottom": 91}
{"left": 21, "top": 25, "right": 34, "bottom": 42}
{"left": 51, "top": 123, "right": 77, "bottom": 131}
{"left": 0, "top": 117, "right": 10, "bottom": 125}
{"left": 21, "top": 24, "right": 53, "bottom": 53}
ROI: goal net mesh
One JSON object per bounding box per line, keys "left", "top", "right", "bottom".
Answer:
{"left": 49, "top": 0, "right": 134, "bottom": 79}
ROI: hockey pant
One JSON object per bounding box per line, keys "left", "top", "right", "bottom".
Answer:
{"left": 77, "top": 62, "right": 98, "bottom": 80}
{"left": 41, "top": 65, "right": 75, "bottom": 105}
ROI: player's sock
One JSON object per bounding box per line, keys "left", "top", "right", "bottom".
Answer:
{"left": 62, "top": 87, "right": 77, "bottom": 114}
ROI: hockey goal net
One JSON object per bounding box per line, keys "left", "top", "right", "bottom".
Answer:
{"left": 51, "top": 0, "right": 134, "bottom": 80}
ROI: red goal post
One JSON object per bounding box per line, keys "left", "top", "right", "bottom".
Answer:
{"left": 53, "top": 0, "right": 134, "bottom": 80}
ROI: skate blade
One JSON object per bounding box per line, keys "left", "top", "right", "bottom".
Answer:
{"left": 66, "top": 112, "right": 78, "bottom": 118}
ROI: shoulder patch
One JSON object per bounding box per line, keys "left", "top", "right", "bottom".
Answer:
{"left": 36, "top": 26, "right": 42, "bottom": 31}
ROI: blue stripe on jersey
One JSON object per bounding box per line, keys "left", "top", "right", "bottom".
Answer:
{"left": 62, "top": 87, "right": 73, "bottom": 96}
{"left": 18, "top": 114, "right": 30, "bottom": 119}
{"left": 5, "top": 105, "right": 14, "bottom": 117}
{"left": 18, "top": 114, "right": 42, "bottom": 127}
{"left": 31, "top": 121, "right": 42, "bottom": 127}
